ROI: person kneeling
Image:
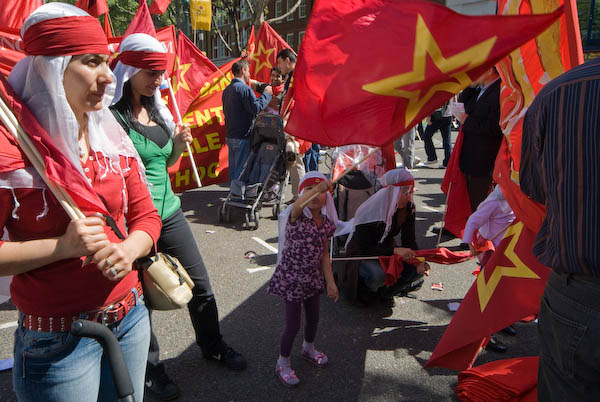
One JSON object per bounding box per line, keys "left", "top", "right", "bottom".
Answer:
{"left": 344, "top": 169, "right": 429, "bottom": 307}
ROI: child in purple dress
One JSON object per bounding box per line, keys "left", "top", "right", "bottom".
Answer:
{"left": 267, "top": 171, "right": 340, "bottom": 387}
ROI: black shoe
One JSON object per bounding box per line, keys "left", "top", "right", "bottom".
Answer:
{"left": 145, "top": 365, "right": 180, "bottom": 401}
{"left": 457, "top": 242, "right": 471, "bottom": 251}
{"left": 501, "top": 325, "right": 517, "bottom": 336}
{"left": 431, "top": 226, "right": 456, "bottom": 238}
{"left": 380, "top": 296, "right": 395, "bottom": 308}
{"left": 485, "top": 336, "right": 508, "bottom": 353}
{"left": 205, "top": 343, "right": 247, "bottom": 370}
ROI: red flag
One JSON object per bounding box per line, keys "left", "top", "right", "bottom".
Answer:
{"left": 168, "top": 59, "right": 238, "bottom": 189}
{"left": 103, "top": 13, "right": 113, "bottom": 38}
{"left": 0, "top": 0, "right": 42, "bottom": 29}
{"left": 246, "top": 26, "right": 256, "bottom": 56}
{"left": 493, "top": 0, "right": 582, "bottom": 234}
{"left": 149, "top": 0, "right": 171, "bottom": 14}
{"left": 168, "top": 30, "right": 218, "bottom": 119}
{"left": 123, "top": 0, "right": 156, "bottom": 38}
{"left": 0, "top": 27, "right": 25, "bottom": 77}
{"left": 455, "top": 357, "right": 539, "bottom": 402}
{"left": 285, "top": 0, "right": 564, "bottom": 147}
{"left": 249, "top": 21, "right": 293, "bottom": 83}
{"left": 426, "top": 220, "right": 551, "bottom": 370}
{"left": 0, "top": 77, "right": 107, "bottom": 215}
{"left": 75, "top": 0, "right": 109, "bottom": 17}
{"left": 440, "top": 127, "right": 471, "bottom": 238}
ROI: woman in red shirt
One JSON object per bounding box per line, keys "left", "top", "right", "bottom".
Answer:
{"left": 0, "top": 3, "right": 161, "bottom": 401}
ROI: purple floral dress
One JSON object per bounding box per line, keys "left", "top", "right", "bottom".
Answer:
{"left": 267, "top": 214, "right": 336, "bottom": 302}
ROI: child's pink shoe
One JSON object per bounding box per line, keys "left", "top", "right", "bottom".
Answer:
{"left": 301, "top": 348, "right": 328, "bottom": 367}
{"left": 275, "top": 363, "right": 300, "bottom": 387}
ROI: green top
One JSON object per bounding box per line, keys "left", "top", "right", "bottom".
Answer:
{"left": 113, "top": 110, "right": 180, "bottom": 220}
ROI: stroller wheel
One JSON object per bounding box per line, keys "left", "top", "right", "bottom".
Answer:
{"left": 244, "top": 212, "right": 250, "bottom": 229}
{"left": 252, "top": 211, "right": 260, "bottom": 230}
{"left": 219, "top": 205, "right": 230, "bottom": 223}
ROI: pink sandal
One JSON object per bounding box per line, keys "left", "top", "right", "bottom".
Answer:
{"left": 275, "top": 363, "right": 300, "bottom": 387}
{"left": 301, "top": 349, "right": 328, "bottom": 367}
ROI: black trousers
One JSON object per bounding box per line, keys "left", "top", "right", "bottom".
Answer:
{"left": 464, "top": 174, "right": 492, "bottom": 212}
{"left": 147, "top": 208, "right": 222, "bottom": 370}
{"left": 423, "top": 116, "right": 452, "bottom": 166}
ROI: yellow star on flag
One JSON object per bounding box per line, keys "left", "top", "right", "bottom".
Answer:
{"left": 251, "top": 41, "right": 275, "bottom": 76}
{"left": 362, "top": 14, "right": 498, "bottom": 127}
{"left": 476, "top": 221, "right": 540, "bottom": 312}
{"left": 172, "top": 55, "right": 192, "bottom": 93}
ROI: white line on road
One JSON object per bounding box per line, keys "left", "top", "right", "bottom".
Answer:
{"left": 0, "top": 321, "right": 17, "bottom": 330}
{"left": 421, "top": 205, "right": 440, "bottom": 213}
{"left": 246, "top": 266, "right": 275, "bottom": 274}
{"left": 252, "top": 237, "right": 278, "bottom": 254}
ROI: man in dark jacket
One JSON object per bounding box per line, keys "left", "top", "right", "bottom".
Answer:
{"left": 457, "top": 68, "right": 503, "bottom": 211}
{"left": 222, "top": 60, "right": 272, "bottom": 183}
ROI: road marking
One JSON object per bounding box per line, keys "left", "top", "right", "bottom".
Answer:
{"left": 0, "top": 321, "right": 17, "bottom": 330}
{"left": 246, "top": 266, "right": 275, "bottom": 274}
{"left": 252, "top": 237, "right": 278, "bottom": 254}
{"left": 421, "top": 205, "right": 440, "bottom": 213}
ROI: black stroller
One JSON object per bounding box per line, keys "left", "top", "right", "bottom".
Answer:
{"left": 218, "top": 113, "right": 289, "bottom": 230}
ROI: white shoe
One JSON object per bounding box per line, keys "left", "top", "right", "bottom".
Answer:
{"left": 414, "top": 156, "right": 422, "bottom": 165}
{"left": 438, "top": 163, "right": 447, "bottom": 169}
{"left": 423, "top": 160, "right": 437, "bottom": 166}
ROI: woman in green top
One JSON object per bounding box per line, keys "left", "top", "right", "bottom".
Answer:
{"left": 110, "top": 33, "right": 246, "bottom": 401}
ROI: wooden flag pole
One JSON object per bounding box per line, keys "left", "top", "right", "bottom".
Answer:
{"left": 165, "top": 75, "right": 202, "bottom": 188}
{"left": 436, "top": 182, "right": 452, "bottom": 247}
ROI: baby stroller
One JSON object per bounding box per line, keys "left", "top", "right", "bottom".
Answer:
{"left": 218, "top": 113, "right": 289, "bottom": 230}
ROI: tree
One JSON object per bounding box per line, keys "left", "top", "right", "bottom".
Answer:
{"left": 212, "top": 0, "right": 303, "bottom": 57}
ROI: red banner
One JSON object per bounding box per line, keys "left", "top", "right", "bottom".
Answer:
{"left": 285, "top": 0, "right": 563, "bottom": 147}
{"left": 168, "top": 59, "right": 237, "bottom": 190}
{"left": 75, "top": 0, "right": 109, "bottom": 17}
{"left": 0, "top": 27, "right": 25, "bottom": 77}
{"left": 426, "top": 220, "right": 551, "bottom": 371}
{"left": 0, "top": 0, "right": 42, "bottom": 30}
{"left": 149, "top": 0, "right": 171, "bottom": 15}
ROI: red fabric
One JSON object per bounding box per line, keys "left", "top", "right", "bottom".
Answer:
{"left": 299, "top": 177, "right": 325, "bottom": 193}
{"left": 246, "top": 26, "right": 256, "bottom": 55}
{"left": 23, "top": 16, "right": 109, "bottom": 56}
{"left": 455, "top": 357, "right": 539, "bottom": 402}
{"left": 103, "top": 13, "right": 113, "bottom": 38}
{"left": 123, "top": 0, "right": 156, "bottom": 38}
{"left": 379, "top": 255, "right": 406, "bottom": 287}
{"left": 0, "top": 124, "right": 26, "bottom": 172}
{"left": 118, "top": 50, "right": 168, "bottom": 71}
{"left": 0, "top": 0, "right": 42, "bottom": 30}
{"left": 426, "top": 221, "right": 551, "bottom": 370}
{"left": 285, "top": 0, "right": 563, "bottom": 147}
{"left": 249, "top": 21, "right": 293, "bottom": 83}
{"left": 0, "top": 26, "right": 25, "bottom": 76}
{"left": 167, "top": 30, "right": 217, "bottom": 119}
{"left": 412, "top": 248, "right": 473, "bottom": 265}
{"left": 493, "top": 0, "right": 582, "bottom": 234}
{"left": 381, "top": 143, "right": 396, "bottom": 172}
{"left": 3, "top": 157, "right": 161, "bottom": 317}
{"left": 149, "top": 0, "right": 171, "bottom": 14}
{"left": 441, "top": 127, "right": 470, "bottom": 238}
{"left": 75, "top": 0, "right": 109, "bottom": 17}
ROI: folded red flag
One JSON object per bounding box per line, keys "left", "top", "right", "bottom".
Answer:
{"left": 426, "top": 221, "right": 550, "bottom": 370}
{"left": 455, "top": 356, "right": 539, "bottom": 402}
{"left": 285, "top": 0, "right": 563, "bottom": 147}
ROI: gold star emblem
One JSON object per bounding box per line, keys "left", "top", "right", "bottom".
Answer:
{"left": 171, "top": 55, "right": 192, "bottom": 93}
{"left": 476, "top": 221, "right": 540, "bottom": 312}
{"left": 251, "top": 41, "right": 275, "bottom": 76}
{"left": 362, "top": 14, "right": 498, "bottom": 128}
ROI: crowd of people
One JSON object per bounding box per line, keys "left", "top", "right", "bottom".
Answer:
{"left": 0, "top": 2, "right": 598, "bottom": 401}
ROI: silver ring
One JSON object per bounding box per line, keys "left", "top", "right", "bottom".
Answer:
{"left": 105, "top": 258, "right": 113, "bottom": 268}
{"left": 108, "top": 267, "right": 118, "bottom": 277}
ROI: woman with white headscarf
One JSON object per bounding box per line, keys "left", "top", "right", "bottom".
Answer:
{"left": 110, "top": 33, "right": 246, "bottom": 399}
{"left": 0, "top": 3, "right": 162, "bottom": 401}
{"left": 344, "top": 168, "right": 430, "bottom": 306}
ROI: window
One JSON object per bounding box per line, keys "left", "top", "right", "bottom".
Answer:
{"left": 579, "top": 0, "right": 600, "bottom": 51}
{"left": 212, "top": 37, "right": 218, "bottom": 59}
{"left": 286, "top": 33, "right": 294, "bottom": 48}
{"left": 275, "top": 0, "right": 282, "bottom": 20}
{"left": 286, "top": 0, "right": 294, "bottom": 21}
{"left": 240, "top": 1, "right": 250, "bottom": 20}
{"left": 299, "top": 0, "right": 307, "bottom": 18}
{"left": 216, "top": 35, "right": 228, "bottom": 59}
{"left": 241, "top": 27, "right": 250, "bottom": 48}
{"left": 298, "top": 31, "right": 305, "bottom": 48}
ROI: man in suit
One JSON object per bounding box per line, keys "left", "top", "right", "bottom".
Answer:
{"left": 456, "top": 68, "right": 504, "bottom": 212}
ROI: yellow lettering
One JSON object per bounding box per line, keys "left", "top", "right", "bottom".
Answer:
{"left": 198, "top": 165, "right": 207, "bottom": 180}
{"left": 206, "top": 132, "right": 222, "bottom": 150}
{"left": 175, "top": 169, "right": 190, "bottom": 188}
{"left": 195, "top": 109, "right": 212, "bottom": 125}
{"left": 208, "top": 162, "right": 219, "bottom": 178}
{"left": 208, "top": 82, "right": 221, "bottom": 96}
{"left": 182, "top": 112, "right": 195, "bottom": 127}
{"left": 209, "top": 106, "right": 224, "bottom": 124}
{"left": 191, "top": 138, "right": 209, "bottom": 154}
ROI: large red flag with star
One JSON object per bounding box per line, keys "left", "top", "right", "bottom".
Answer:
{"left": 167, "top": 30, "right": 217, "bottom": 119}
{"left": 249, "top": 21, "right": 293, "bottom": 84}
{"left": 425, "top": 220, "right": 551, "bottom": 371}
{"left": 285, "top": 0, "right": 564, "bottom": 147}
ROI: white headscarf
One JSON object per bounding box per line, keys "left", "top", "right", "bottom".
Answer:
{"left": 3, "top": 3, "right": 144, "bottom": 213}
{"left": 336, "top": 168, "right": 415, "bottom": 246}
{"left": 277, "top": 171, "right": 342, "bottom": 264}
{"left": 111, "top": 33, "right": 176, "bottom": 135}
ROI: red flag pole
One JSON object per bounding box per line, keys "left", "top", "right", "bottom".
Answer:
{"left": 165, "top": 74, "right": 202, "bottom": 188}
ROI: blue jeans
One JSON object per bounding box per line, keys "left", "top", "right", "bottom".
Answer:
{"left": 13, "top": 288, "right": 150, "bottom": 402}
{"left": 226, "top": 137, "right": 250, "bottom": 184}
{"left": 538, "top": 271, "right": 600, "bottom": 401}
{"left": 359, "top": 259, "right": 422, "bottom": 298}
{"left": 359, "top": 260, "right": 386, "bottom": 292}
{"left": 303, "top": 144, "right": 321, "bottom": 172}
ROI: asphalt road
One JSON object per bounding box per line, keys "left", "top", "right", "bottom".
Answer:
{"left": 0, "top": 134, "right": 539, "bottom": 402}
